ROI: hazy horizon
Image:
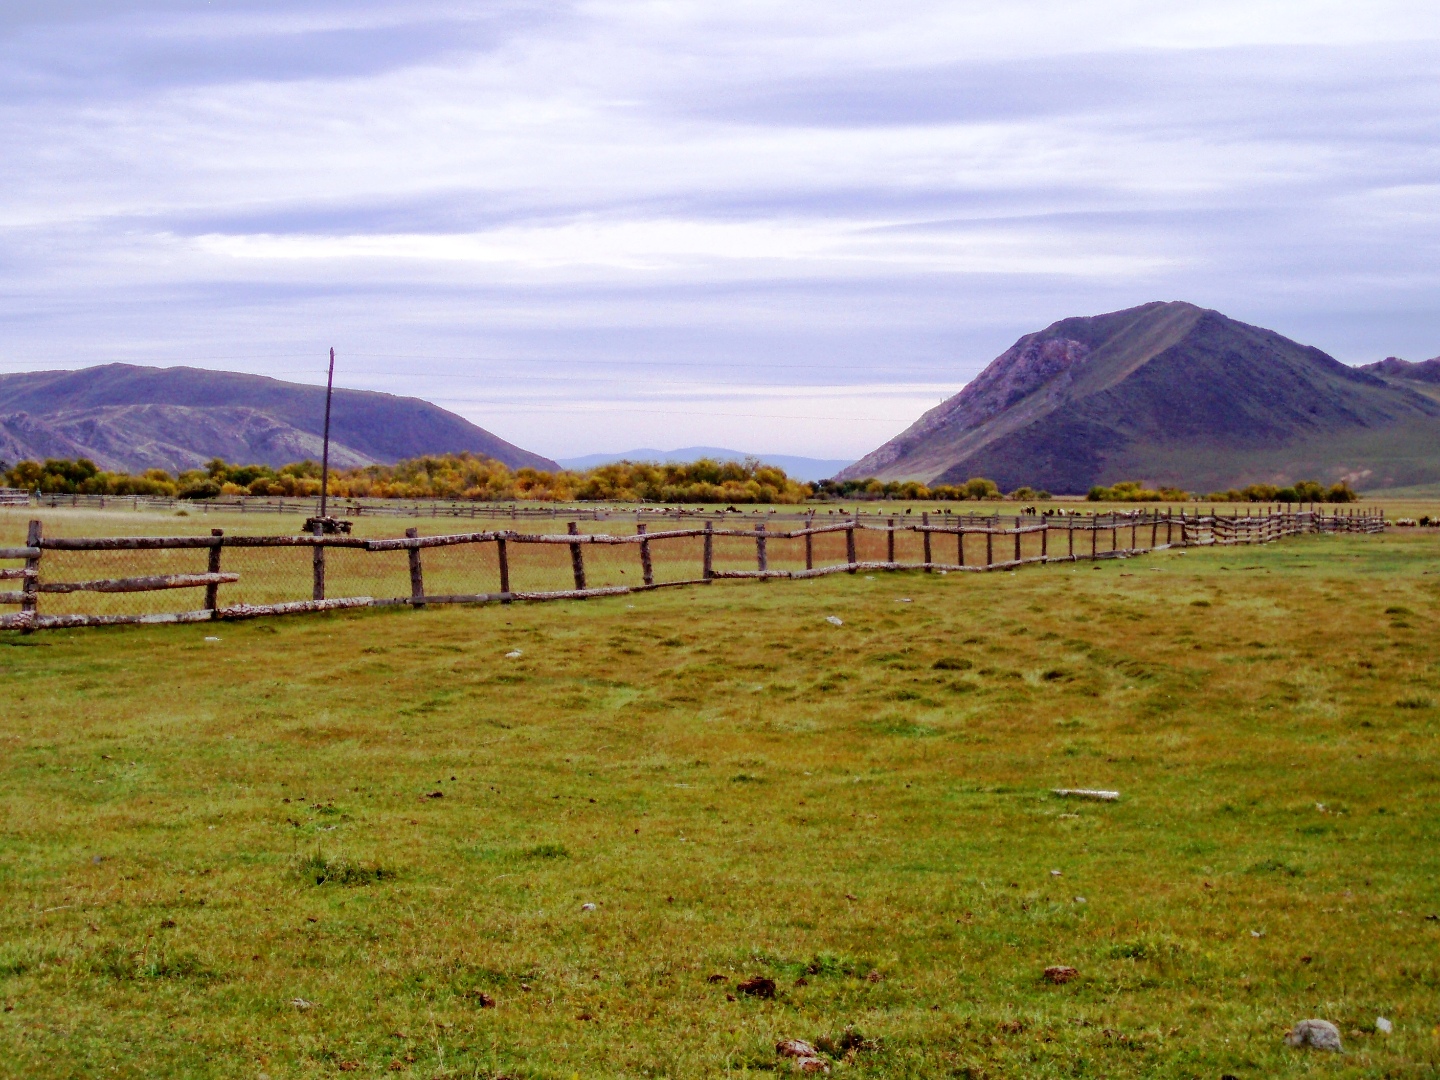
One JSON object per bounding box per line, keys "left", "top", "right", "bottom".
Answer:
{"left": 2, "top": 2, "right": 1438, "bottom": 460}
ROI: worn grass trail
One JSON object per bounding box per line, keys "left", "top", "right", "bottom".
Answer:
{"left": 1, "top": 533, "right": 1438, "bottom": 1078}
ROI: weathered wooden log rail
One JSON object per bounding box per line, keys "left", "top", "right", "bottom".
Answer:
{"left": 0, "top": 508, "right": 1386, "bottom": 631}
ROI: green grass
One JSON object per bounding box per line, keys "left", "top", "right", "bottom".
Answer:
{"left": 2, "top": 533, "right": 1440, "bottom": 1078}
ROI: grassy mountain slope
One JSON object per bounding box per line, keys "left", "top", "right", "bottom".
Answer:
{"left": 839, "top": 302, "right": 1440, "bottom": 493}
{"left": 0, "top": 364, "right": 557, "bottom": 474}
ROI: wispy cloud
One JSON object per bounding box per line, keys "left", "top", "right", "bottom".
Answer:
{"left": 1, "top": 1, "right": 1438, "bottom": 457}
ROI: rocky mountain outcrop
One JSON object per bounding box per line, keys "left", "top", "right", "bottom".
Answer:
{"left": 839, "top": 302, "right": 1440, "bottom": 493}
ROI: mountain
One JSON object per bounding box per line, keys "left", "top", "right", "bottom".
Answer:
{"left": 838, "top": 301, "right": 1440, "bottom": 494}
{"left": 0, "top": 364, "right": 558, "bottom": 474}
{"left": 1361, "top": 355, "right": 1440, "bottom": 384}
{"left": 557, "top": 447, "right": 854, "bottom": 482}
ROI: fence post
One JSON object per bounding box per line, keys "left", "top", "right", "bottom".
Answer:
{"left": 1013, "top": 521, "right": 1021, "bottom": 563}
{"left": 312, "top": 521, "right": 326, "bottom": 601}
{"left": 887, "top": 518, "right": 896, "bottom": 564}
{"left": 20, "top": 519, "right": 42, "bottom": 623}
{"left": 1041, "top": 520, "right": 1048, "bottom": 559}
{"left": 922, "top": 512, "right": 932, "bottom": 570}
{"left": 703, "top": 520, "right": 714, "bottom": 580}
{"left": 756, "top": 521, "right": 767, "bottom": 573}
{"left": 567, "top": 521, "right": 586, "bottom": 591}
{"left": 497, "top": 535, "right": 511, "bottom": 601}
{"left": 205, "top": 529, "right": 224, "bottom": 612}
{"left": 805, "top": 523, "right": 814, "bottom": 570}
{"left": 1091, "top": 518, "right": 1098, "bottom": 558}
{"left": 986, "top": 527, "right": 993, "bottom": 567}
{"left": 958, "top": 526, "right": 965, "bottom": 567}
{"left": 846, "top": 518, "right": 857, "bottom": 572}
{"left": 1151, "top": 514, "right": 1158, "bottom": 549}
{"left": 1068, "top": 520, "right": 1074, "bottom": 557}
{"left": 406, "top": 526, "right": 425, "bottom": 606}
{"left": 638, "top": 522, "right": 654, "bottom": 586}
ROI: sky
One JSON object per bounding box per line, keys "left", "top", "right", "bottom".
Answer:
{"left": 1, "top": 1, "right": 1438, "bottom": 461}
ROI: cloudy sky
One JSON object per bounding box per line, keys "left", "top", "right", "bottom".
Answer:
{"left": 2, "top": 1, "right": 1438, "bottom": 460}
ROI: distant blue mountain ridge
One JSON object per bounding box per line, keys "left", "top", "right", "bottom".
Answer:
{"left": 556, "top": 447, "right": 854, "bottom": 483}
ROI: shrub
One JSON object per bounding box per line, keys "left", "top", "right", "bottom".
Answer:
{"left": 1087, "top": 480, "right": 1190, "bottom": 502}
{"left": 294, "top": 851, "right": 395, "bottom": 886}
{"left": 522, "top": 843, "right": 570, "bottom": 860}
{"left": 1205, "top": 479, "right": 1358, "bottom": 503}
{"left": 178, "top": 479, "right": 221, "bottom": 500}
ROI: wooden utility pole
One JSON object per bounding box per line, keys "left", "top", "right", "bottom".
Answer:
{"left": 319, "top": 347, "right": 335, "bottom": 520}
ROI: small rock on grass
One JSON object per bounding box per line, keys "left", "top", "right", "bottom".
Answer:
{"left": 1043, "top": 965, "right": 1078, "bottom": 984}
{"left": 1284, "top": 1019, "right": 1342, "bottom": 1052}
{"left": 1052, "top": 788, "right": 1119, "bottom": 802}
{"left": 825, "top": 615, "right": 843, "bottom": 627}
{"left": 1376, "top": 1017, "right": 1393, "bottom": 1034}
{"left": 792, "top": 1058, "right": 829, "bottom": 1074}
{"left": 290, "top": 998, "right": 315, "bottom": 1010}
{"left": 776, "top": 1040, "right": 819, "bottom": 1058}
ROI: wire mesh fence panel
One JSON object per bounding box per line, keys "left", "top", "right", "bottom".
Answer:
{"left": 853, "top": 527, "right": 889, "bottom": 564}
{"left": 647, "top": 535, "right": 705, "bottom": 584}
{"left": 505, "top": 541, "right": 585, "bottom": 594}
{"left": 219, "top": 546, "right": 318, "bottom": 607}
{"left": 710, "top": 532, "right": 760, "bottom": 574}
{"left": 766, "top": 533, "right": 806, "bottom": 571}
{"left": 35, "top": 548, "right": 214, "bottom": 617}
{"left": 414, "top": 542, "right": 503, "bottom": 598}
{"left": 325, "top": 547, "right": 411, "bottom": 601}
{"left": 1103, "top": 523, "right": 1121, "bottom": 555}
{"left": 957, "top": 531, "right": 981, "bottom": 567}
{"left": 578, "top": 542, "right": 643, "bottom": 590}
{"left": 809, "top": 528, "right": 851, "bottom": 570}
{"left": 889, "top": 527, "right": 924, "bottom": 564}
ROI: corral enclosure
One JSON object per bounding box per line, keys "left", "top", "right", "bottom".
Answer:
{"left": 1, "top": 507, "right": 1384, "bottom": 628}
{"left": 1, "top": 521, "right": 1438, "bottom": 1078}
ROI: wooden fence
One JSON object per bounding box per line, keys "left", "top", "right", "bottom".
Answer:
{"left": 0, "top": 507, "right": 1385, "bottom": 632}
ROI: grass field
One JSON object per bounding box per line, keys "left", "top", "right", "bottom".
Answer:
{"left": 2, "top": 529, "right": 1439, "bottom": 1078}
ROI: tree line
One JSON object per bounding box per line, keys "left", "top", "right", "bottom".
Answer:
{"left": 3, "top": 455, "right": 815, "bottom": 504}
{"left": 2, "top": 454, "right": 1358, "bottom": 504}
{"left": 1086, "top": 479, "right": 1358, "bottom": 503}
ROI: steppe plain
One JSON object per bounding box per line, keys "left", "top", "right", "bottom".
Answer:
{"left": 0, "top": 504, "right": 1437, "bottom": 1078}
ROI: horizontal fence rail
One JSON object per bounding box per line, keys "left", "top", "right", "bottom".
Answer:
{"left": 0, "top": 508, "right": 1385, "bottom": 632}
